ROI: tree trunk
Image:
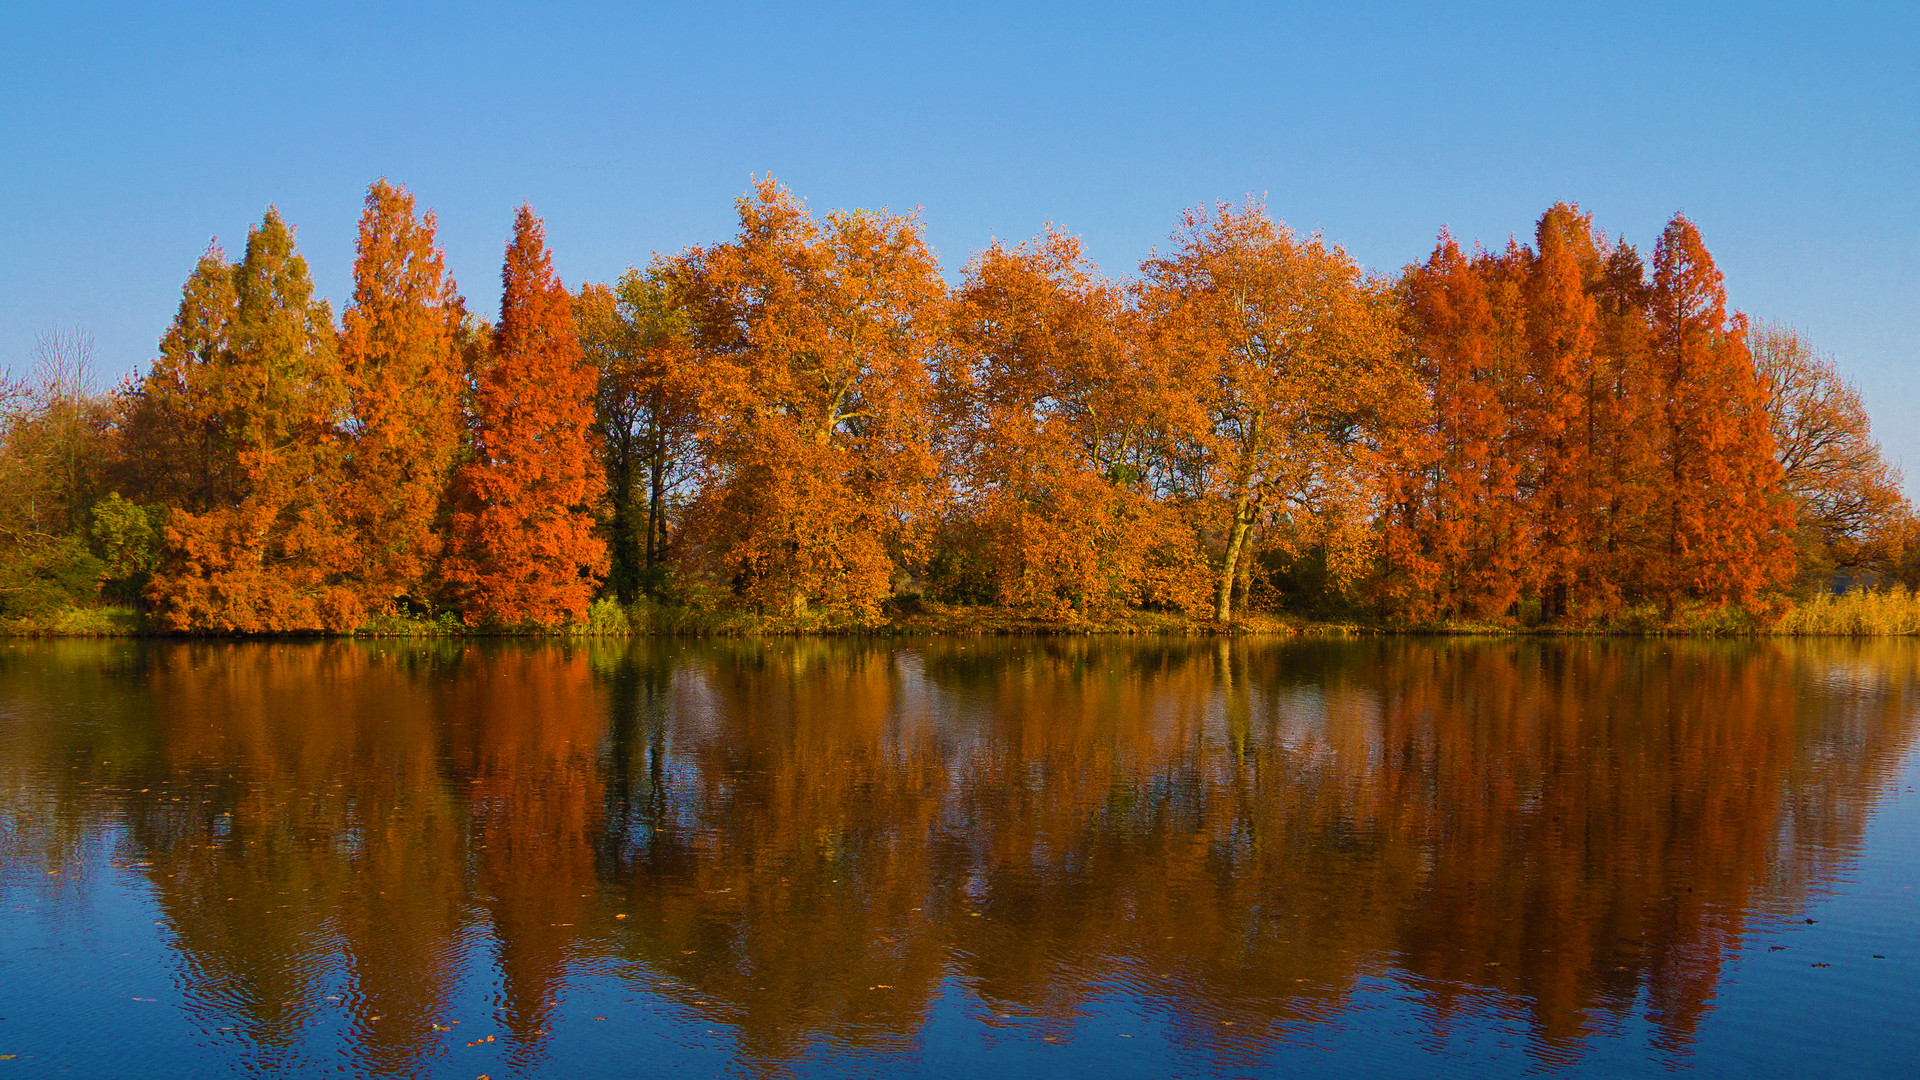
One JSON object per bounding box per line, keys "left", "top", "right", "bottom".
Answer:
{"left": 1215, "top": 492, "right": 1256, "bottom": 622}
{"left": 644, "top": 421, "right": 665, "bottom": 576}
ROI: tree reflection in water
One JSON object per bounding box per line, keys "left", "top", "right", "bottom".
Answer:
{"left": 0, "top": 636, "right": 1913, "bottom": 1075}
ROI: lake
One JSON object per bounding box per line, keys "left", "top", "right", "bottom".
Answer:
{"left": 1, "top": 637, "right": 1915, "bottom": 1077}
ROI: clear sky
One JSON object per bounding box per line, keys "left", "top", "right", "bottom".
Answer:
{"left": 4, "top": 1, "right": 1915, "bottom": 485}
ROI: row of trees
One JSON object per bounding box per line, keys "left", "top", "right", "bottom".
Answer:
{"left": 1, "top": 179, "right": 1909, "bottom": 630}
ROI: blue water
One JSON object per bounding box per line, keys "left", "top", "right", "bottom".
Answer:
{"left": 0, "top": 637, "right": 1915, "bottom": 1077}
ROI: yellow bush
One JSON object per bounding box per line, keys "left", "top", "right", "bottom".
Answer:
{"left": 1775, "top": 587, "right": 1920, "bottom": 636}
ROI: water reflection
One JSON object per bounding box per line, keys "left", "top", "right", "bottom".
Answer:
{"left": 1, "top": 637, "right": 1915, "bottom": 1075}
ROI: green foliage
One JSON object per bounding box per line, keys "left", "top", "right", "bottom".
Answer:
{"left": 582, "top": 596, "right": 632, "bottom": 636}
{"left": 0, "top": 536, "right": 105, "bottom": 617}
{"left": 355, "top": 607, "right": 466, "bottom": 636}
{"left": 89, "top": 492, "right": 165, "bottom": 605}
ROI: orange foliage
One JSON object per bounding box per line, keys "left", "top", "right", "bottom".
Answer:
{"left": 1751, "top": 321, "right": 1913, "bottom": 582}
{"left": 1387, "top": 208, "right": 1795, "bottom": 623}
{"left": 945, "top": 228, "right": 1208, "bottom": 618}
{"left": 339, "top": 180, "right": 467, "bottom": 614}
{"left": 1385, "top": 232, "right": 1526, "bottom": 620}
{"left": 1647, "top": 216, "right": 1794, "bottom": 611}
{"left": 674, "top": 180, "right": 944, "bottom": 619}
{"left": 96, "top": 182, "right": 1871, "bottom": 630}
{"left": 1141, "top": 199, "right": 1416, "bottom": 621}
{"left": 443, "top": 206, "right": 606, "bottom": 628}
{"left": 137, "top": 209, "right": 361, "bottom": 632}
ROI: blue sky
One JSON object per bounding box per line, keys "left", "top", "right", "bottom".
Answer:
{"left": 3, "top": 1, "right": 1915, "bottom": 484}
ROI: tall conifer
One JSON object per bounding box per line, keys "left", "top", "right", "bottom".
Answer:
{"left": 339, "top": 180, "right": 466, "bottom": 613}
{"left": 1648, "top": 216, "right": 1793, "bottom": 611}
{"left": 443, "top": 206, "right": 606, "bottom": 627}
{"left": 1524, "top": 204, "right": 1601, "bottom": 618}
{"left": 143, "top": 209, "right": 358, "bottom": 631}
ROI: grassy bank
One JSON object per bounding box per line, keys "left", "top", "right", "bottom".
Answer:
{"left": 9, "top": 589, "right": 1920, "bottom": 639}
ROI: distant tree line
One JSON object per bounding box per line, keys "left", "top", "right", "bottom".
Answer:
{"left": 1, "top": 179, "right": 1909, "bottom": 630}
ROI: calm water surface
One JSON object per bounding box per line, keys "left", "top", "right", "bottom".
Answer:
{"left": 1, "top": 637, "right": 1916, "bottom": 1078}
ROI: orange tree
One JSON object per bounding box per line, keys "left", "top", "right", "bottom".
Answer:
{"left": 1647, "top": 215, "right": 1794, "bottom": 612}
{"left": 443, "top": 206, "right": 606, "bottom": 628}
{"left": 134, "top": 209, "right": 359, "bottom": 631}
{"left": 1749, "top": 321, "right": 1911, "bottom": 587}
{"left": 338, "top": 180, "right": 467, "bottom": 615}
{"left": 943, "top": 228, "right": 1207, "bottom": 619}
{"left": 1141, "top": 200, "right": 1417, "bottom": 622}
{"left": 574, "top": 263, "right": 702, "bottom": 603}
{"left": 674, "top": 180, "right": 944, "bottom": 621}
{"left": 1382, "top": 231, "right": 1525, "bottom": 621}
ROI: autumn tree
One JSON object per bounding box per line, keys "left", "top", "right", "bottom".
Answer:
{"left": 675, "top": 179, "right": 944, "bottom": 620}
{"left": 1382, "top": 233, "right": 1525, "bottom": 621}
{"left": 1142, "top": 199, "right": 1416, "bottom": 622}
{"left": 1521, "top": 204, "right": 1604, "bottom": 618}
{"left": 135, "top": 209, "right": 361, "bottom": 632}
{"left": 338, "top": 180, "right": 467, "bottom": 614}
{"left": 1584, "top": 239, "right": 1662, "bottom": 604}
{"left": 443, "top": 206, "right": 607, "bottom": 628}
{"left": 1749, "top": 321, "right": 1911, "bottom": 586}
{"left": 575, "top": 264, "right": 702, "bottom": 603}
{"left": 1646, "top": 215, "right": 1794, "bottom": 612}
{"left": 944, "top": 228, "right": 1207, "bottom": 618}
{"left": 113, "top": 247, "right": 243, "bottom": 514}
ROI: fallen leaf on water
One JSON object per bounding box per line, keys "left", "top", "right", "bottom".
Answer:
{"left": 593, "top": 1017, "right": 606, "bottom": 1021}
{"left": 1811, "top": 963, "right": 1830, "bottom": 968}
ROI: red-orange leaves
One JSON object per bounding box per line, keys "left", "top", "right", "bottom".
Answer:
{"left": 1648, "top": 216, "right": 1793, "bottom": 610}
{"left": 1385, "top": 232, "right": 1524, "bottom": 621}
{"left": 443, "top": 207, "right": 606, "bottom": 628}
{"left": 339, "top": 180, "right": 466, "bottom": 615}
